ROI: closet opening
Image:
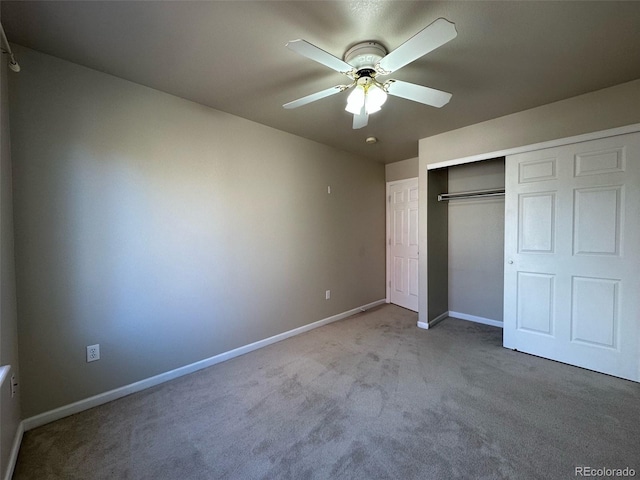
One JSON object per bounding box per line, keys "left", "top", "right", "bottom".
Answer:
{"left": 427, "top": 157, "right": 505, "bottom": 329}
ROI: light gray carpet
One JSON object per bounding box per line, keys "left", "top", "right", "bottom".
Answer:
{"left": 13, "top": 305, "right": 640, "bottom": 479}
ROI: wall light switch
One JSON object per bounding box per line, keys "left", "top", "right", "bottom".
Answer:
{"left": 11, "top": 374, "right": 17, "bottom": 398}
{"left": 325, "top": 290, "right": 331, "bottom": 300}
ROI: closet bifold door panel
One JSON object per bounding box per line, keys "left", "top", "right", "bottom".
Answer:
{"left": 504, "top": 132, "right": 640, "bottom": 382}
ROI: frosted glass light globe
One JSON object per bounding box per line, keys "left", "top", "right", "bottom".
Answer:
{"left": 345, "top": 86, "right": 366, "bottom": 114}
{"left": 365, "top": 84, "right": 387, "bottom": 114}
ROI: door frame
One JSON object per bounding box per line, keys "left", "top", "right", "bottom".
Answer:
{"left": 426, "top": 124, "right": 640, "bottom": 172}
{"left": 423, "top": 123, "right": 640, "bottom": 381}
{"left": 423, "top": 124, "right": 640, "bottom": 324}
{"left": 386, "top": 177, "right": 419, "bottom": 306}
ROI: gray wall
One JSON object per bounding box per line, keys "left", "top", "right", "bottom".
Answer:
{"left": 418, "top": 80, "right": 640, "bottom": 325}
{"left": 9, "top": 46, "right": 385, "bottom": 418}
{"left": 426, "top": 169, "right": 448, "bottom": 322}
{"left": 447, "top": 159, "right": 505, "bottom": 322}
{"left": 0, "top": 39, "right": 21, "bottom": 478}
{"left": 385, "top": 157, "right": 418, "bottom": 182}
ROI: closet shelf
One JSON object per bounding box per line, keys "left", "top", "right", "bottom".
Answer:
{"left": 437, "top": 188, "right": 505, "bottom": 202}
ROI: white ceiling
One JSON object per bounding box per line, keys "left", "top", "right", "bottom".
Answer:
{"left": 3, "top": 1, "right": 640, "bottom": 163}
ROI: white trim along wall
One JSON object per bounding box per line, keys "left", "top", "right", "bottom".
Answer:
{"left": 427, "top": 123, "right": 640, "bottom": 171}
{"left": 22, "top": 299, "right": 385, "bottom": 431}
{"left": 4, "top": 300, "right": 386, "bottom": 478}
{"left": 418, "top": 312, "right": 502, "bottom": 330}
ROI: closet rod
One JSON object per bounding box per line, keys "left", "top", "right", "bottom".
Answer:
{"left": 437, "top": 188, "right": 505, "bottom": 202}
{"left": 0, "top": 22, "right": 21, "bottom": 72}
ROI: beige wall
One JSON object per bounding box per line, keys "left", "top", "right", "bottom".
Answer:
{"left": 419, "top": 79, "right": 640, "bottom": 325}
{"left": 385, "top": 157, "right": 418, "bottom": 182}
{"left": 9, "top": 46, "right": 385, "bottom": 418}
{"left": 420, "top": 79, "right": 640, "bottom": 166}
{"left": 0, "top": 40, "right": 22, "bottom": 479}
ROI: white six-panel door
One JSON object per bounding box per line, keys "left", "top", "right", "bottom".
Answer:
{"left": 504, "top": 132, "right": 640, "bottom": 381}
{"left": 387, "top": 179, "right": 419, "bottom": 312}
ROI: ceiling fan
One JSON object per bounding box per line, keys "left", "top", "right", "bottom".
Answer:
{"left": 283, "top": 18, "right": 457, "bottom": 129}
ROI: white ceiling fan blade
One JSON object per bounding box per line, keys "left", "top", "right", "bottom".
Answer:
{"left": 386, "top": 80, "right": 452, "bottom": 108}
{"left": 283, "top": 85, "right": 346, "bottom": 109}
{"left": 286, "top": 39, "right": 354, "bottom": 74}
{"left": 377, "top": 18, "right": 457, "bottom": 74}
{"left": 353, "top": 109, "right": 369, "bottom": 129}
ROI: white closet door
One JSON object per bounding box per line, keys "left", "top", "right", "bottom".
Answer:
{"left": 387, "top": 178, "right": 419, "bottom": 312}
{"left": 504, "top": 132, "right": 640, "bottom": 381}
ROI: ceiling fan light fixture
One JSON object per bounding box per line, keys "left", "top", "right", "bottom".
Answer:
{"left": 284, "top": 18, "right": 457, "bottom": 130}
{"left": 346, "top": 80, "right": 387, "bottom": 115}
{"left": 365, "top": 83, "right": 387, "bottom": 114}
{"left": 345, "top": 85, "right": 365, "bottom": 114}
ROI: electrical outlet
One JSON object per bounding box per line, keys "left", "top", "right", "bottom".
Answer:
{"left": 325, "top": 290, "right": 331, "bottom": 300}
{"left": 10, "top": 374, "right": 17, "bottom": 398}
{"left": 87, "top": 344, "right": 100, "bottom": 362}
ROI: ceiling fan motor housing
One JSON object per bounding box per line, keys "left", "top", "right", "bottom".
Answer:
{"left": 344, "top": 41, "right": 387, "bottom": 74}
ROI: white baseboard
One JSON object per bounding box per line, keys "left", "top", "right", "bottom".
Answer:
{"left": 448, "top": 311, "right": 503, "bottom": 328}
{"left": 23, "top": 299, "right": 386, "bottom": 431}
{"left": 3, "top": 420, "right": 23, "bottom": 480}
{"left": 426, "top": 311, "right": 450, "bottom": 329}
{"left": 418, "top": 310, "right": 450, "bottom": 330}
